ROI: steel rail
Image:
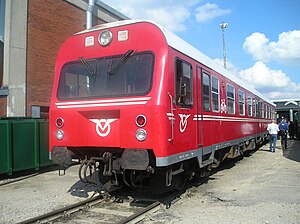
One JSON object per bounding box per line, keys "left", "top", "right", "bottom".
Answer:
{"left": 18, "top": 195, "right": 104, "bottom": 224}
{"left": 118, "top": 201, "right": 161, "bottom": 224}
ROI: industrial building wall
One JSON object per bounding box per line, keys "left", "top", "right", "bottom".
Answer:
{"left": 0, "top": 0, "right": 127, "bottom": 118}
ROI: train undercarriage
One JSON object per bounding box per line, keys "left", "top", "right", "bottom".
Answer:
{"left": 52, "top": 137, "right": 262, "bottom": 194}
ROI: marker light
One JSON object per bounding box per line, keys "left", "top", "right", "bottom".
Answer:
{"left": 136, "top": 129, "right": 147, "bottom": 141}
{"left": 136, "top": 115, "right": 147, "bottom": 127}
{"left": 98, "top": 30, "right": 112, "bottom": 46}
{"left": 56, "top": 117, "right": 64, "bottom": 128}
{"left": 56, "top": 130, "right": 64, "bottom": 140}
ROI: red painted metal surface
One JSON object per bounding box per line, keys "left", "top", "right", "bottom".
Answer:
{"left": 49, "top": 21, "right": 274, "bottom": 165}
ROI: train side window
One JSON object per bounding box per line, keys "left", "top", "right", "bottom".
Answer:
{"left": 258, "top": 101, "right": 262, "bottom": 118}
{"left": 202, "top": 72, "right": 210, "bottom": 111}
{"left": 247, "top": 95, "right": 253, "bottom": 116}
{"left": 175, "top": 59, "right": 193, "bottom": 106}
{"left": 212, "top": 76, "right": 219, "bottom": 112}
{"left": 253, "top": 99, "right": 256, "bottom": 117}
{"left": 226, "top": 84, "right": 235, "bottom": 114}
{"left": 238, "top": 90, "right": 245, "bottom": 116}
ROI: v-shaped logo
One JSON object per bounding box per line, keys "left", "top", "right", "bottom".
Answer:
{"left": 89, "top": 119, "right": 117, "bottom": 137}
{"left": 178, "top": 114, "right": 191, "bottom": 132}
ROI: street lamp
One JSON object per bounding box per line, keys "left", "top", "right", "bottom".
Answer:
{"left": 219, "top": 22, "right": 228, "bottom": 69}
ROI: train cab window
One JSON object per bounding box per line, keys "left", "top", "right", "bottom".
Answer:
{"left": 247, "top": 95, "right": 253, "bottom": 116}
{"left": 175, "top": 59, "right": 193, "bottom": 106}
{"left": 226, "top": 84, "right": 235, "bottom": 114}
{"left": 57, "top": 52, "right": 154, "bottom": 100}
{"left": 202, "top": 72, "right": 210, "bottom": 111}
{"left": 212, "top": 76, "right": 219, "bottom": 112}
{"left": 238, "top": 90, "right": 245, "bottom": 116}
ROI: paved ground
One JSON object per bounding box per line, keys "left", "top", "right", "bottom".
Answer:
{"left": 0, "top": 139, "right": 299, "bottom": 223}
{"left": 144, "top": 139, "right": 300, "bottom": 224}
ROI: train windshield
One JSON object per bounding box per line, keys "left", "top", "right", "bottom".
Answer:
{"left": 57, "top": 51, "right": 154, "bottom": 100}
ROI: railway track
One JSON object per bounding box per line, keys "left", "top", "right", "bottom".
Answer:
{"left": 18, "top": 191, "right": 167, "bottom": 224}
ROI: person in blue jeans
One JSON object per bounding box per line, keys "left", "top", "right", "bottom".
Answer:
{"left": 267, "top": 119, "right": 279, "bottom": 152}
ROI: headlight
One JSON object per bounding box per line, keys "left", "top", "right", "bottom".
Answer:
{"left": 136, "top": 129, "right": 147, "bottom": 141}
{"left": 98, "top": 30, "right": 112, "bottom": 46}
{"left": 56, "top": 130, "right": 64, "bottom": 140}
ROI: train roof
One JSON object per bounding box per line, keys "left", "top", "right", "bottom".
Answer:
{"left": 78, "top": 20, "right": 275, "bottom": 106}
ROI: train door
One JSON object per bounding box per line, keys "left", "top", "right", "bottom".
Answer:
{"left": 172, "top": 58, "right": 195, "bottom": 153}
{"left": 198, "top": 68, "right": 212, "bottom": 164}
{"left": 196, "top": 66, "right": 204, "bottom": 148}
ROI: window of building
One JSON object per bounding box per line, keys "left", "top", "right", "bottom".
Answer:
{"left": 227, "top": 84, "right": 235, "bottom": 114}
{"left": 211, "top": 76, "right": 219, "bottom": 112}
{"left": 202, "top": 72, "right": 210, "bottom": 111}
{"left": 247, "top": 95, "right": 253, "bottom": 116}
{"left": 238, "top": 90, "right": 245, "bottom": 116}
{"left": 175, "top": 59, "right": 193, "bottom": 106}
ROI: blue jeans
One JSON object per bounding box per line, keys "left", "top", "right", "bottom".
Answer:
{"left": 269, "top": 134, "right": 277, "bottom": 152}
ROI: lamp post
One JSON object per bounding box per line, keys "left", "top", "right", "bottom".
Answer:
{"left": 219, "top": 22, "right": 228, "bottom": 69}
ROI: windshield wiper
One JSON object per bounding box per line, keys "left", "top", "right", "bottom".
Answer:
{"left": 79, "top": 57, "right": 99, "bottom": 87}
{"left": 79, "top": 57, "right": 96, "bottom": 77}
{"left": 107, "top": 49, "right": 134, "bottom": 76}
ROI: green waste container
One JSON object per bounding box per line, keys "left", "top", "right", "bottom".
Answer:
{"left": 0, "top": 118, "right": 52, "bottom": 175}
{"left": 0, "top": 120, "right": 12, "bottom": 175}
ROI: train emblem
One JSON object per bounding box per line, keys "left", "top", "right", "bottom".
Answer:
{"left": 89, "top": 119, "right": 117, "bottom": 137}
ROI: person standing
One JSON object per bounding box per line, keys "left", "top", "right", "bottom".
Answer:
{"left": 267, "top": 119, "right": 279, "bottom": 152}
{"left": 279, "top": 118, "right": 288, "bottom": 149}
{"left": 288, "top": 121, "right": 295, "bottom": 139}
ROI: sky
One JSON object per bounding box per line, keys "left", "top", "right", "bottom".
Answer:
{"left": 100, "top": 0, "right": 300, "bottom": 100}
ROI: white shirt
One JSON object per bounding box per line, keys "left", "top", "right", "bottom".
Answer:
{"left": 267, "top": 123, "right": 279, "bottom": 135}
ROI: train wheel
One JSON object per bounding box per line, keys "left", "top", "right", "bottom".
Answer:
{"left": 172, "top": 175, "right": 187, "bottom": 191}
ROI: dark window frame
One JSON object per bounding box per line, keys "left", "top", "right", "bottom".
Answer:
{"left": 202, "top": 71, "right": 211, "bottom": 111}
{"left": 211, "top": 76, "right": 220, "bottom": 112}
{"left": 226, "top": 83, "right": 235, "bottom": 114}
{"left": 175, "top": 58, "right": 193, "bottom": 107}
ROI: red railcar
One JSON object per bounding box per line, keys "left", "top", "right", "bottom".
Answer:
{"left": 50, "top": 20, "right": 275, "bottom": 193}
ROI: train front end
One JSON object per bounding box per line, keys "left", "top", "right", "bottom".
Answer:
{"left": 49, "top": 21, "right": 171, "bottom": 190}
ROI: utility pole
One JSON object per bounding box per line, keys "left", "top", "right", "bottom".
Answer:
{"left": 219, "top": 22, "right": 228, "bottom": 69}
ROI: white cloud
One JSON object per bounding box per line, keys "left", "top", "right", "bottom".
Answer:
{"left": 243, "top": 30, "right": 300, "bottom": 65}
{"left": 101, "top": 0, "right": 195, "bottom": 32}
{"left": 213, "top": 58, "right": 240, "bottom": 77}
{"left": 101, "top": 1, "right": 230, "bottom": 32}
{"left": 239, "top": 61, "right": 300, "bottom": 99}
{"left": 195, "top": 3, "right": 231, "bottom": 23}
{"left": 214, "top": 59, "right": 300, "bottom": 100}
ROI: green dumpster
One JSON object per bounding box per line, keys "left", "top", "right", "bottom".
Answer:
{"left": 0, "top": 118, "right": 52, "bottom": 175}
{"left": 0, "top": 120, "right": 12, "bottom": 175}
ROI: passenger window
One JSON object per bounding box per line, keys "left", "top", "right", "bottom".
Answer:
{"left": 202, "top": 72, "right": 210, "bottom": 111}
{"left": 212, "top": 76, "right": 219, "bottom": 112}
{"left": 226, "top": 84, "right": 235, "bottom": 114}
{"left": 175, "top": 59, "right": 193, "bottom": 106}
{"left": 247, "top": 95, "right": 253, "bottom": 116}
{"left": 238, "top": 90, "right": 245, "bottom": 116}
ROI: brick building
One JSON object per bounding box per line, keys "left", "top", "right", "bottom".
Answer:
{"left": 0, "top": 0, "right": 128, "bottom": 117}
